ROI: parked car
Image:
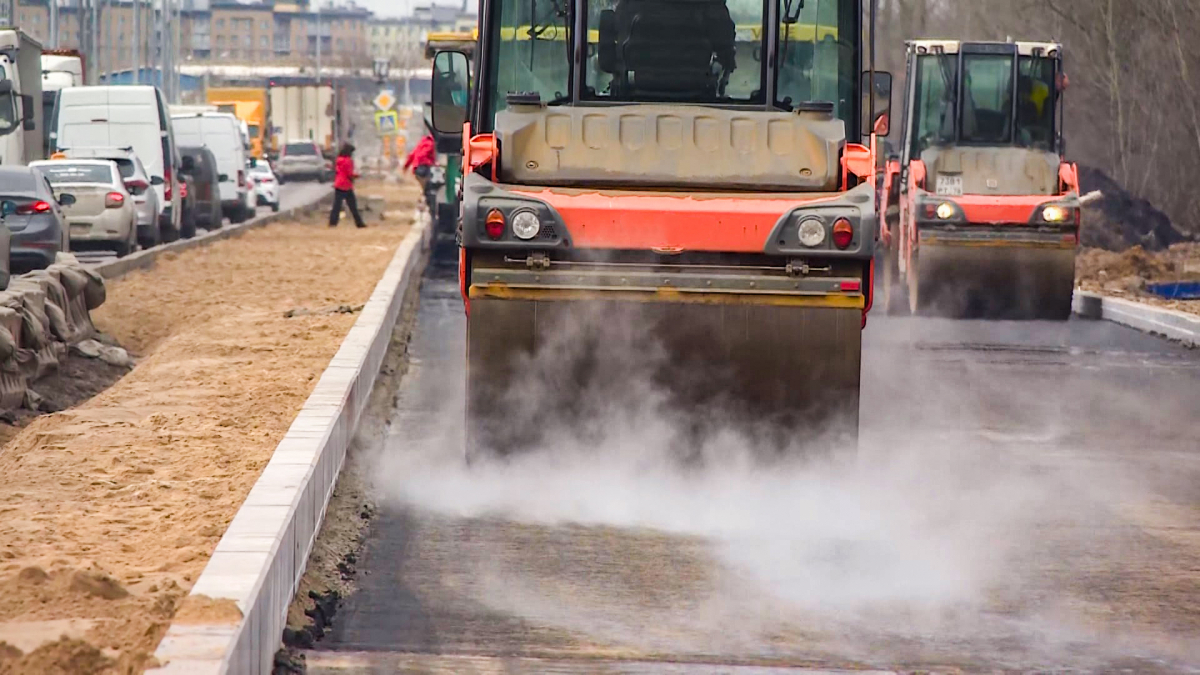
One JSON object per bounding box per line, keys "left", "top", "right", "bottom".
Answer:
{"left": 30, "top": 159, "right": 136, "bottom": 257}
{"left": 0, "top": 166, "right": 71, "bottom": 278}
{"left": 248, "top": 160, "right": 280, "bottom": 212}
{"left": 179, "top": 145, "right": 223, "bottom": 231}
{"left": 59, "top": 146, "right": 162, "bottom": 249}
{"left": 170, "top": 112, "right": 254, "bottom": 223}
{"left": 50, "top": 85, "right": 182, "bottom": 242}
{"left": 276, "top": 140, "right": 327, "bottom": 183}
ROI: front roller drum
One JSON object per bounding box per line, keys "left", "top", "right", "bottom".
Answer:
{"left": 909, "top": 245, "right": 1076, "bottom": 320}
{"left": 466, "top": 297, "right": 863, "bottom": 459}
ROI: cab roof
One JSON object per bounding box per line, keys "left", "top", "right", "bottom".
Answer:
{"left": 907, "top": 39, "right": 1062, "bottom": 57}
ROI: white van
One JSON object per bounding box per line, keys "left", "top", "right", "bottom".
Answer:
{"left": 169, "top": 112, "right": 254, "bottom": 223}
{"left": 50, "top": 85, "right": 181, "bottom": 247}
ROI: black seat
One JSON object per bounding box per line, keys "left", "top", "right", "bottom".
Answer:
{"left": 603, "top": 0, "right": 735, "bottom": 98}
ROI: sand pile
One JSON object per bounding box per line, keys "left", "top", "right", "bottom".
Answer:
{"left": 0, "top": 182, "right": 415, "bottom": 674}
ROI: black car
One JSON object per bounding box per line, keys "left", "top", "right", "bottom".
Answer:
{"left": 179, "top": 146, "right": 223, "bottom": 231}
{"left": 0, "top": 166, "right": 72, "bottom": 276}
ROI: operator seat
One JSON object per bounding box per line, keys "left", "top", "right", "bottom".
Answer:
{"left": 601, "top": 0, "right": 736, "bottom": 99}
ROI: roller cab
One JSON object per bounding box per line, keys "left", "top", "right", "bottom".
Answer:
{"left": 430, "top": 0, "right": 891, "bottom": 456}
{"left": 879, "top": 40, "right": 1079, "bottom": 319}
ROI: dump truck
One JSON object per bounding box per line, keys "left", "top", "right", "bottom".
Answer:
{"left": 878, "top": 40, "right": 1079, "bottom": 320}
{"left": 0, "top": 28, "right": 43, "bottom": 166}
{"left": 207, "top": 86, "right": 268, "bottom": 158}
{"left": 267, "top": 80, "right": 344, "bottom": 157}
{"left": 429, "top": 0, "right": 891, "bottom": 455}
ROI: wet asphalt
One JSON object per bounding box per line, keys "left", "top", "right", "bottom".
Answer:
{"left": 305, "top": 235, "right": 1200, "bottom": 673}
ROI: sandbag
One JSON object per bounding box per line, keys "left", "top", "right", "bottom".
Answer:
{"left": 0, "top": 312, "right": 16, "bottom": 362}
{"left": 79, "top": 266, "right": 107, "bottom": 310}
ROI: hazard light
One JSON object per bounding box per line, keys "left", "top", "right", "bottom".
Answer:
{"left": 1041, "top": 205, "right": 1070, "bottom": 223}
{"left": 485, "top": 208, "right": 505, "bottom": 240}
{"left": 832, "top": 218, "right": 854, "bottom": 249}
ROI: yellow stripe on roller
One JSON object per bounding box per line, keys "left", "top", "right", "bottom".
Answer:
{"left": 922, "top": 238, "right": 1076, "bottom": 250}
{"left": 469, "top": 284, "right": 865, "bottom": 309}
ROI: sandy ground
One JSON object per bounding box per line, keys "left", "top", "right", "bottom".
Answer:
{"left": 0, "top": 179, "right": 419, "bottom": 675}
{"left": 1077, "top": 244, "right": 1200, "bottom": 315}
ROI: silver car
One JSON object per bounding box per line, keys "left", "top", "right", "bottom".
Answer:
{"left": 276, "top": 140, "right": 328, "bottom": 183}
{"left": 60, "top": 147, "right": 162, "bottom": 250}
{"left": 30, "top": 160, "right": 138, "bottom": 256}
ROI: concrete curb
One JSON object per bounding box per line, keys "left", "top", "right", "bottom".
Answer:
{"left": 92, "top": 188, "right": 334, "bottom": 281}
{"left": 1073, "top": 290, "right": 1200, "bottom": 346}
{"left": 146, "top": 210, "right": 432, "bottom": 675}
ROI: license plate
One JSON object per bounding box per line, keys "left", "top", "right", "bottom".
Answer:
{"left": 936, "top": 175, "right": 963, "bottom": 196}
{"left": 70, "top": 222, "right": 90, "bottom": 233}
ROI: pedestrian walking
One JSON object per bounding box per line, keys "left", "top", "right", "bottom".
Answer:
{"left": 404, "top": 134, "right": 438, "bottom": 213}
{"left": 329, "top": 143, "right": 366, "bottom": 228}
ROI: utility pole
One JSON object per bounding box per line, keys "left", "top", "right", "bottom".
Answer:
{"left": 49, "top": 0, "right": 59, "bottom": 48}
{"left": 315, "top": 0, "right": 321, "bottom": 82}
{"left": 133, "top": 0, "right": 140, "bottom": 84}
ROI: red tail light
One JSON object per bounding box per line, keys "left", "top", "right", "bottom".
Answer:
{"left": 125, "top": 179, "right": 148, "bottom": 195}
{"left": 105, "top": 192, "right": 125, "bottom": 208}
{"left": 180, "top": 182, "right": 189, "bottom": 198}
{"left": 485, "top": 209, "right": 505, "bottom": 240}
{"left": 16, "top": 200, "right": 52, "bottom": 215}
{"left": 164, "top": 166, "right": 173, "bottom": 200}
{"left": 832, "top": 218, "right": 854, "bottom": 249}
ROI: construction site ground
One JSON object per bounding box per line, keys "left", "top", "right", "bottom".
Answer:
{"left": 293, "top": 236, "right": 1200, "bottom": 673}
{"left": 1077, "top": 244, "right": 1200, "bottom": 315}
{"left": 0, "top": 179, "right": 419, "bottom": 675}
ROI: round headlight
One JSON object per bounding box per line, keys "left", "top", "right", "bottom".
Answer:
{"left": 511, "top": 210, "right": 541, "bottom": 240}
{"left": 797, "top": 218, "right": 826, "bottom": 247}
{"left": 1042, "top": 205, "right": 1068, "bottom": 223}
{"left": 936, "top": 202, "right": 956, "bottom": 220}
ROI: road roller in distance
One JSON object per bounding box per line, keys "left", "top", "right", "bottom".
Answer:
{"left": 428, "top": 0, "right": 891, "bottom": 456}
{"left": 878, "top": 39, "right": 1079, "bottom": 319}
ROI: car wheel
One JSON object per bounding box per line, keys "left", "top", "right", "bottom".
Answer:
{"left": 181, "top": 212, "right": 197, "bottom": 239}
{"left": 271, "top": 201, "right": 280, "bottom": 213}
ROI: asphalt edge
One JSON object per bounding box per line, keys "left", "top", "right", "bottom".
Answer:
{"left": 92, "top": 188, "right": 335, "bottom": 281}
{"left": 1073, "top": 290, "right": 1200, "bottom": 346}
{"left": 146, "top": 209, "right": 433, "bottom": 674}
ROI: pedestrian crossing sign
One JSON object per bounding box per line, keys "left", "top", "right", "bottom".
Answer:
{"left": 375, "top": 110, "right": 400, "bottom": 136}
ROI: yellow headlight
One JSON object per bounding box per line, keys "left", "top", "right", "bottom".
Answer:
{"left": 1042, "top": 205, "right": 1068, "bottom": 223}
{"left": 936, "top": 202, "right": 956, "bottom": 220}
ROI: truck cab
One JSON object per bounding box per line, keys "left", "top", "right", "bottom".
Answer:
{"left": 0, "top": 29, "right": 44, "bottom": 167}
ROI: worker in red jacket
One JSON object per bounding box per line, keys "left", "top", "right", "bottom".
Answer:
{"left": 403, "top": 134, "right": 437, "bottom": 187}
{"left": 329, "top": 143, "right": 366, "bottom": 228}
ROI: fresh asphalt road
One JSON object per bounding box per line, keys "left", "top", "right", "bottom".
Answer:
{"left": 305, "top": 240, "right": 1200, "bottom": 673}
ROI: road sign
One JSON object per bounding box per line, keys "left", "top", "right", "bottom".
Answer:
{"left": 375, "top": 110, "right": 399, "bottom": 136}
{"left": 373, "top": 90, "right": 396, "bottom": 112}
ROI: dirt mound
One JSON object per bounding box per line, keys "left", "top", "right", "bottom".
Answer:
{"left": 1079, "top": 166, "right": 1191, "bottom": 251}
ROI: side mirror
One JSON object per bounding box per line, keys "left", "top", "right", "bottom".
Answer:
{"left": 218, "top": 173, "right": 229, "bottom": 182}
{"left": 862, "top": 71, "right": 893, "bottom": 138}
{"left": 0, "top": 200, "right": 16, "bottom": 218}
{"left": 21, "top": 94, "right": 34, "bottom": 130}
{"left": 151, "top": 175, "right": 165, "bottom": 186}
{"left": 58, "top": 193, "right": 77, "bottom": 206}
{"left": 250, "top": 157, "right": 258, "bottom": 168}
{"left": 0, "top": 80, "right": 12, "bottom": 95}
{"left": 431, "top": 50, "right": 469, "bottom": 141}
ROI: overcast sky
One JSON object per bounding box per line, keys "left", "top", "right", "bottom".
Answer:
{"left": 349, "top": 0, "right": 470, "bottom": 20}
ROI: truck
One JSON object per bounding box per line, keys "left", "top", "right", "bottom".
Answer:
{"left": 266, "top": 80, "right": 344, "bottom": 158}
{"left": 41, "top": 49, "right": 84, "bottom": 156}
{"left": 0, "top": 29, "right": 43, "bottom": 166}
{"left": 878, "top": 40, "right": 1079, "bottom": 320}
{"left": 428, "top": 0, "right": 891, "bottom": 456}
{"left": 206, "top": 86, "right": 269, "bottom": 158}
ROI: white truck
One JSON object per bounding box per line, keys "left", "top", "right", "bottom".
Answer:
{"left": 41, "top": 49, "right": 84, "bottom": 157}
{"left": 0, "top": 29, "right": 44, "bottom": 166}
{"left": 267, "top": 82, "right": 344, "bottom": 158}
